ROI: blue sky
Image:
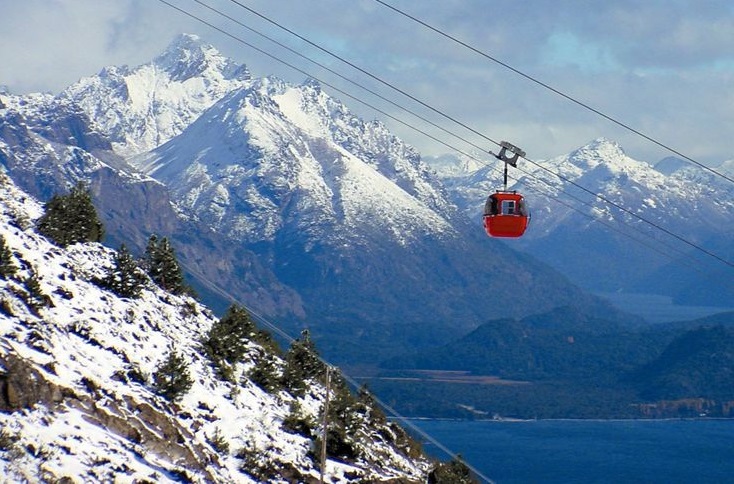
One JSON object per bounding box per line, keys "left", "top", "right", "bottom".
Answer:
{"left": 1, "top": 0, "right": 733, "bottom": 165}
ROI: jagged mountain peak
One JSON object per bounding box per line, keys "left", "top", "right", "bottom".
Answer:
{"left": 423, "top": 152, "right": 488, "bottom": 179}
{"left": 61, "top": 34, "right": 252, "bottom": 157}
{"left": 153, "top": 33, "right": 251, "bottom": 82}
{"left": 564, "top": 137, "right": 636, "bottom": 171}
{"left": 135, "top": 74, "right": 456, "bottom": 246}
{"left": 431, "top": 135, "right": 734, "bottom": 298}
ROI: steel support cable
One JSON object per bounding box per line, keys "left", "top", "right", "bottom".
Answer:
{"left": 160, "top": 0, "right": 732, "bottom": 281}
{"left": 521, "top": 153, "right": 734, "bottom": 269}
{"left": 219, "top": 0, "right": 734, "bottom": 270}
{"left": 151, "top": 4, "right": 732, "bottom": 476}
{"left": 225, "top": 0, "right": 504, "bottom": 148}
{"left": 191, "top": 0, "right": 495, "bottom": 153}
{"left": 371, "top": 0, "right": 734, "bottom": 186}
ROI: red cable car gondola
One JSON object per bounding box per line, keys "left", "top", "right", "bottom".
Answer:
{"left": 483, "top": 141, "right": 530, "bottom": 238}
{"left": 483, "top": 191, "right": 529, "bottom": 237}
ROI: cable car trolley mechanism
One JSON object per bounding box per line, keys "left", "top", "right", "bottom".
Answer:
{"left": 483, "top": 141, "right": 530, "bottom": 238}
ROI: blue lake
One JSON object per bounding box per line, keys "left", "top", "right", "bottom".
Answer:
{"left": 411, "top": 419, "right": 734, "bottom": 483}
{"left": 594, "top": 292, "right": 734, "bottom": 323}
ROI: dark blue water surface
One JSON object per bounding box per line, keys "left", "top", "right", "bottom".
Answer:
{"left": 412, "top": 419, "right": 734, "bottom": 484}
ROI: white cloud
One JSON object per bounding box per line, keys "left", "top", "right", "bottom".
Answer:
{"left": 1, "top": 0, "right": 732, "bottom": 164}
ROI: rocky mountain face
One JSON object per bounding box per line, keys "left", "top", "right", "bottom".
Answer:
{"left": 0, "top": 173, "right": 431, "bottom": 482}
{"left": 426, "top": 138, "right": 734, "bottom": 306}
{"left": 0, "top": 34, "right": 618, "bottom": 366}
{"left": 61, "top": 33, "right": 252, "bottom": 158}
{"left": 0, "top": 57, "right": 302, "bottom": 320}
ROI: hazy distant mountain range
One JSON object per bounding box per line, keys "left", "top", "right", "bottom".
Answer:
{"left": 425, "top": 138, "right": 734, "bottom": 306}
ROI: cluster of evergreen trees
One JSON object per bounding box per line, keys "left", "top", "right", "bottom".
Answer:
{"left": 36, "top": 182, "right": 104, "bottom": 247}
{"left": 34, "top": 182, "right": 189, "bottom": 299}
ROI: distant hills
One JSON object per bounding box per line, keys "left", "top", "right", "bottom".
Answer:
{"left": 375, "top": 307, "right": 734, "bottom": 418}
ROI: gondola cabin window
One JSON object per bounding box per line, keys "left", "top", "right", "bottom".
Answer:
{"left": 502, "top": 200, "right": 517, "bottom": 215}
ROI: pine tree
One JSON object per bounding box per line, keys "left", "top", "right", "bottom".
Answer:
{"left": 143, "top": 234, "right": 159, "bottom": 271}
{"left": 144, "top": 235, "right": 186, "bottom": 295}
{"left": 282, "top": 401, "right": 313, "bottom": 437}
{"left": 283, "top": 330, "right": 326, "bottom": 396}
{"left": 248, "top": 352, "right": 283, "bottom": 393}
{"left": 103, "top": 244, "right": 147, "bottom": 298}
{"left": 36, "top": 181, "right": 104, "bottom": 247}
{"left": 152, "top": 347, "right": 193, "bottom": 402}
{"left": 356, "top": 383, "right": 387, "bottom": 425}
{"left": 0, "top": 235, "right": 17, "bottom": 279}
{"left": 23, "top": 272, "right": 52, "bottom": 312}
{"left": 201, "top": 304, "right": 256, "bottom": 379}
{"left": 428, "top": 456, "right": 476, "bottom": 484}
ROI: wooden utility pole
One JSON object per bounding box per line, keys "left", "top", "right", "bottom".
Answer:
{"left": 320, "top": 366, "right": 331, "bottom": 484}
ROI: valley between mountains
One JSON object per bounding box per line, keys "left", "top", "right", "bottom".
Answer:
{"left": 2, "top": 33, "right": 734, "bottom": 430}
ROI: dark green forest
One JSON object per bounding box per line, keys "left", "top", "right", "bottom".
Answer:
{"left": 369, "top": 308, "right": 734, "bottom": 419}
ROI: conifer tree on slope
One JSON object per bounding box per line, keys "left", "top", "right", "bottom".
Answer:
{"left": 0, "top": 235, "right": 18, "bottom": 279}
{"left": 144, "top": 234, "right": 186, "bottom": 295}
{"left": 201, "top": 304, "right": 256, "bottom": 379}
{"left": 103, "top": 244, "right": 147, "bottom": 298}
{"left": 283, "top": 330, "right": 326, "bottom": 396}
{"left": 36, "top": 181, "right": 104, "bottom": 247}
{"left": 153, "top": 347, "right": 193, "bottom": 402}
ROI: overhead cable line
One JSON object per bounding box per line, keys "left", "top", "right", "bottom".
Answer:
{"left": 191, "top": 0, "right": 497, "bottom": 152}
{"left": 371, "top": 0, "right": 734, "bottom": 186}
{"left": 153, "top": 3, "right": 734, "bottom": 475}
{"left": 160, "top": 0, "right": 734, "bottom": 276}
{"left": 219, "top": 0, "right": 734, "bottom": 270}
{"left": 157, "top": 2, "right": 492, "bottom": 481}
{"left": 190, "top": 0, "right": 668, "bottom": 248}
{"left": 224, "top": 0, "right": 503, "bottom": 148}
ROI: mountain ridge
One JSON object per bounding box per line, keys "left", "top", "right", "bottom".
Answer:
{"left": 426, "top": 137, "right": 734, "bottom": 301}
{"left": 2, "top": 33, "right": 625, "bottom": 366}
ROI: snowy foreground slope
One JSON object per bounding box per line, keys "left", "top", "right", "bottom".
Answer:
{"left": 0, "top": 174, "right": 429, "bottom": 483}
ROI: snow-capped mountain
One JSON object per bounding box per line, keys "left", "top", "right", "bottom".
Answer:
{"left": 426, "top": 138, "right": 734, "bottom": 303}
{"left": 1, "top": 34, "right": 620, "bottom": 366}
{"left": 61, "top": 34, "right": 252, "bottom": 158}
{"left": 133, "top": 76, "right": 455, "bottom": 246}
{"left": 121, "top": 54, "right": 618, "bottom": 362}
{"left": 0, "top": 173, "right": 431, "bottom": 482}
{"left": 0, "top": 85, "right": 302, "bottom": 320}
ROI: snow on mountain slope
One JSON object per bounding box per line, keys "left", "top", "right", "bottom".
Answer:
{"left": 61, "top": 34, "right": 251, "bottom": 158}
{"left": 426, "top": 138, "right": 734, "bottom": 294}
{"left": 0, "top": 91, "right": 151, "bottom": 197}
{"left": 0, "top": 174, "right": 429, "bottom": 482}
{"left": 2, "top": 34, "right": 626, "bottom": 367}
{"left": 134, "top": 77, "right": 456, "bottom": 246}
{"left": 430, "top": 137, "right": 734, "bottom": 236}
